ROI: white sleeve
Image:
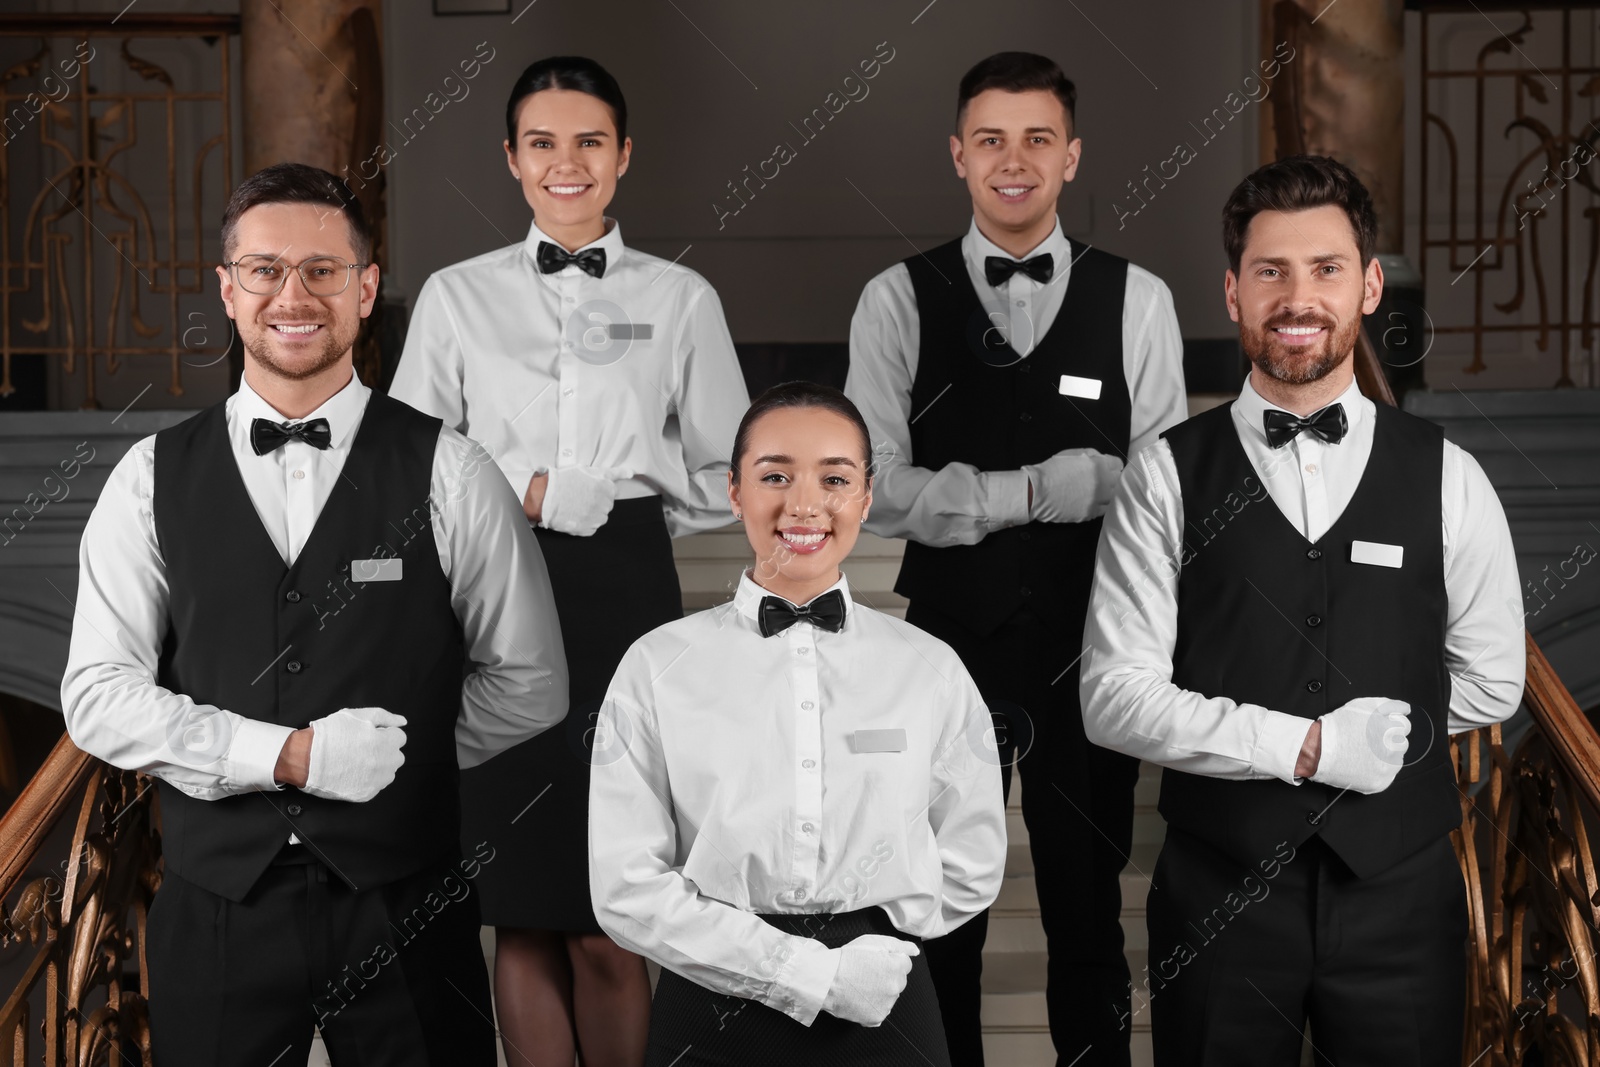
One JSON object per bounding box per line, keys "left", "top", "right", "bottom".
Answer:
{"left": 1079, "top": 441, "right": 1312, "bottom": 782}
{"left": 430, "top": 427, "right": 570, "bottom": 768}
{"left": 845, "top": 266, "right": 1030, "bottom": 547}
{"left": 60, "top": 439, "right": 293, "bottom": 799}
{"left": 1122, "top": 269, "right": 1189, "bottom": 459}
{"left": 1440, "top": 442, "right": 1526, "bottom": 732}
{"left": 927, "top": 667, "right": 1007, "bottom": 934}
{"left": 589, "top": 643, "right": 841, "bottom": 1026}
{"left": 661, "top": 285, "right": 749, "bottom": 537}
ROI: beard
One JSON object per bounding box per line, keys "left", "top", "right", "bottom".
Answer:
{"left": 242, "top": 311, "right": 358, "bottom": 382}
{"left": 1240, "top": 311, "right": 1361, "bottom": 385}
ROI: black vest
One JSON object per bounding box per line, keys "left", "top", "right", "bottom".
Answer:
{"left": 898, "top": 237, "right": 1131, "bottom": 637}
{"left": 1160, "top": 401, "right": 1456, "bottom": 879}
{"left": 153, "top": 392, "right": 466, "bottom": 901}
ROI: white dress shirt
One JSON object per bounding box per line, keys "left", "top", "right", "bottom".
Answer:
{"left": 1080, "top": 375, "right": 1526, "bottom": 783}
{"left": 589, "top": 571, "right": 1007, "bottom": 1026}
{"left": 61, "top": 373, "right": 569, "bottom": 805}
{"left": 845, "top": 216, "right": 1188, "bottom": 546}
{"left": 389, "top": 218, "right": 749, "bottom": 537}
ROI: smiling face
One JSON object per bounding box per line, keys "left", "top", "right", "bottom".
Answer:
{"left": 504, "top": 88, "right": 631, "bottom": 250}
{"left": 216, "top": 201, "right": 376, "bottom": 387}
{"left": 1226, "top": 203, "right": 1383, "bottom": 396}
{"left": 728, "top": 405, "right": 873, "bottom": 605}
{"left": 950, "top": 87, "right": 1080, "bottom": 255}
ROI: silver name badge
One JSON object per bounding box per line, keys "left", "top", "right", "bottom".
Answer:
{"left": 350, "top": 558, "right": 402, "bottom": 582}
{"left": 1058, "top": 374, "right": 1103, "bottom": 400}
{"left": 1350, "top": 541, "right": 1404, "bottom": 569}
{"left": 852, "top": 729, "right": 908, "bottom": 753}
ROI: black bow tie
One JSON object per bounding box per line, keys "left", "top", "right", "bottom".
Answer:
{"left": 536, "top": 241, "right": 606, "bottom": 278}
{"left": 250, "top": 417, "right": 332, "bottom": 456}
{"left": 984, "top": 253, "right": 1053, "bottom": 288}
{"left": 758, "top": 589, "right": 847, "bottom": 638}
{"left": 1263, "top": 404, "right": 1348, "bottom": 449}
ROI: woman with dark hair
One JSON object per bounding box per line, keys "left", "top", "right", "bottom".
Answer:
{"left": 390, "top": 55, "right": 749, "bottom": 1067}
{"left": 589, "top": 382, "right": 1008, "bottom": 1067}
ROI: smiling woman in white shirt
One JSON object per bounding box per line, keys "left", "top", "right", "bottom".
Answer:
{"left": 589, "top": 382, "right": 1008, "bottom": 1066}
{"left": 388, "top": 56, "right": 749, "bottom": 1067}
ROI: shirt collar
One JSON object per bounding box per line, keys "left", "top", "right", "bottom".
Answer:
{"left": 233, "top": 370, "right": 369, "bottom": 451}
{"left": 1232, "top": 372, "right": 1370, "bottom": 447}
{"left": 522, "top": 216, "right": 625, "bottom": 278}
{"left": 732, "top": 569, "right": 855, "bottom": 630}
{"left": 962, "top": 215, "right": 1071, "bottom": 288}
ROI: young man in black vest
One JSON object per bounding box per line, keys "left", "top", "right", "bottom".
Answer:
{"left": 1080, "top": 156, "right": 1525, "bottom": 1065}
{"left": 60, "top": 163, "right": 570, "bottom": 1066}
{"left": 845, "top": 51, "right": 1187, "bottom": 1067}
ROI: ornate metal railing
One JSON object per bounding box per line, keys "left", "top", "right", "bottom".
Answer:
{"left": 1419, "top": 3, "right": 1600, "bottom": 386}
{"left": 0, "top": 14, "right": 239, "bottom": 408}
{"left": 0, "top": 735, "right": 158, "bottom": 1067}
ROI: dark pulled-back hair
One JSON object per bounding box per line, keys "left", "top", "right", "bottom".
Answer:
{"left": 956, "top": 51, "right": 1077, "bottom": 136}
{"left": 221, "top": 162, "right": 371, "bottom": 264}
{"left": 1222, "top": 155, "right": 1378, "bottom": 274}
{"left": 505, "top": 55, "right": 628, "bottom": 147}
{"left": 730, "top": 382, "right": 874, "bottom": 484}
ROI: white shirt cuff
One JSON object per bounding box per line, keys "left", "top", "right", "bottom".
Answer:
{"left": 983, "top": 469, "right": 1032, "bottom": 530}
{"left": 225, "top": 718, "right": 296, "bottom": 792}
{"left": 1252, "top": 709, "right": 1314, "bottom": 785}
{"left": 774, "top": 936, "right": 842, "bottom": 1026}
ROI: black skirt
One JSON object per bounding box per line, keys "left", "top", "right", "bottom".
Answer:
{"left": 459, "top": 495, "right": 683, "bottom": 930}
{"left": 644, "top": 907, "right": 953, "bottom": 1067}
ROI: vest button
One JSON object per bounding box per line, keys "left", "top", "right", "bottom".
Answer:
{"left": 1019, "top": 412, "right": 1033, "bottom": 423}
{"left": 1306, "top": 679, "right": 1323, "bottom": 693}
{"left": 1020, "top": 586, "right": 1032, "bottom": 597}
{"left": 1020, "top": 531, "right": 1031, "bottom": 542}
{"left": 287, "top": 804, "right": 302, "bottom": 816}
{"left": 1305, "top": 810, "right": 1321, "bottom": 826}
{"left": 1306, "top": 548, "right": 1322, "bottom": 560}
{"left": 1018, "top": 363, "right": 1032, "bottom": 374}
{"left": 285, "top": 590, "right": 302, "bottom": 603}
{"left": 286, "top": 660, "right": 303, "bottom": 674}
{"left": 1306, "top": 615, "right": 1321, "bottom": 627}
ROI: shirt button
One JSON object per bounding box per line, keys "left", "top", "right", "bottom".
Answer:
{"left": 1306, "top": 615, "right": 1322, "bottom": 627}
{"left": 801, "top": 700, "right": 814, "bottom": 710}
{"left": 1305, "top": 810, "right": 1321, "bottom": 826}
{"left": 292, "top": 470, "right": 305, "bottom": 480}
{"left": 286, "top": 660, "right": 303, "bottom": 674}
{"left": 797, "top": 647, "right": 810, "bottom": 655}
{"left": 285, "top": 591, "right": 301, "bottom": 603}
{"left": 563, "top": 388, "right": 574, "bottom": 396}
{"left": 564, "top": 341, "right": 573, "bottom": 348}
{"left": 794, "top": 889, "right": 808, "bottom": 901}
{"left": 561, "top": 448, "right": 573, "bottom": 457}
{"left": 287, "top": 804, "right": 303, "bottom": 816}
{"left": 801, "top": 822, "right": 814, "bottom": 834}
{"left": 802, "top": 759, "right": 816, "bottom": 769}
{"left": 1307, "top": 548, "right": 1322, "bottom": 560}
{"left": 1306, "top": 679, "right": 1323, "bottom": 693}
{"left": 1015, "top": 300, "right": 1025, "bottom": 308}
{"left": 1305, "top": 463, "right": 1318, "bottom": 474}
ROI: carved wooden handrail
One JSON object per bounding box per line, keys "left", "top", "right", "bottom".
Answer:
{"left": 0, "top": 734, "right": 159, "bottom": 1067}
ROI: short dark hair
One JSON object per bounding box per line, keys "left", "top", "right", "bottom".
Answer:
{"left": 730, "top": 381, "right": 873, "bottom": 484}
{"left": 1222, "top": 155, "right": 1377, "bottom": 274}
{"left": 221, "top": 162, "right": 371, "bottom": 264}
{"left": 956, "top": 52, "right": 1076, "bottom": 136}
{"left": 505, "top": 55, "right": 628, "bottom": 147}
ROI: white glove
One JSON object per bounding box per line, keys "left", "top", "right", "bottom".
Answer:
{"left": 539, "top": 465, "right": 634, "bottom": 537}
{"left": 1022, "top": 448, "right": 1124, "bottom": 524}
{"left": 821, "top": 934, "right": 919, "bottom": 1027}
{"left": 1312, "top": 697, "right": 1411, "bottom": 794}
{"left": 303, "top": 707, "right": 408, "bottom": 803}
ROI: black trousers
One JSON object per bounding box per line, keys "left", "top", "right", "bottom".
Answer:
{"left": 1145, "top": 828, "right": 1465, "bottom": 1067}
{"left": 643, "top": 907, "right": 951, "bottom": 1067}
{"left": 146, "top": 851, "right": 496, "bottom": 1066}
{"left": 906, "top": 603, "right": 1140, "bottom": 1067}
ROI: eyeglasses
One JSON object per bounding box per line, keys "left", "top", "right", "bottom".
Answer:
{"left": 225, "top": 255, "right": 369, "bottom": 296}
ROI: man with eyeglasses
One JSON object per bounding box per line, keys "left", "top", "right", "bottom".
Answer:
{"left": 60, "top": 162, "right": 569, "bottom": 1065}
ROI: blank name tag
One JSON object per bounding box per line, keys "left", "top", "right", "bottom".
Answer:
{"left": 852, "top": 729, "right": 907, "bottom": 753}
{"left": 351, "top": 558, "right": 402, "bottom": 582}
{"left": 1058, "top": 374, "right": 1102, "bottom": 400}
{"left": 609, "top": 323, "right": 653, "bottom": 340}
{"left": 1350, "top": 541, "right": 1403, "bottom": 569}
